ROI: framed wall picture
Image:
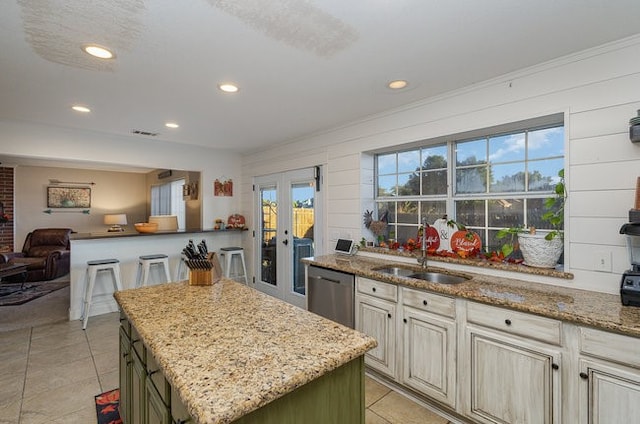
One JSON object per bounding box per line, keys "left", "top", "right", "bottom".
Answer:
{"left": 214, "top": 178, "right": 233, "bottom": 197}
{"left": 47, "top": 186, "right": 91, "bottom": 208}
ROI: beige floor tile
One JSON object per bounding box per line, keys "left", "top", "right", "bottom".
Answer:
{"left": 365, "top": 376, "right": 392, "bottom": 407}
{"left": 0, "top": 328, "right": 31, "bottom": 361}
{"left": 0, "top": 397, "right": 21, "bottom": 424}
{"left": 0, "top": 355, "right": 27, "bottom": 379}
{"left": 23, "top": 356, "right": 97, "bottom": 398}
{"left": 369, "top": 391, "right": 448, "bottom": 424}
{"left": 92, "top": 348, "right": 119, "bottom": 376}
{"left": 49, "top": 405, "right": 97, "bottom": 424}
{"left": 98, "top": 369, "right": 120, "bottom": 393}
{"left": 20, "top": 376, "right": 100, "bottom": 424}
{"left": 30, "top": 319, "right": 83, "bottom": 341}
{"left": 366, "top": 409, "right": 392, "bottom": 424}
{"left": 27, "top": 339, "right": 91, "bottom": 369}
{"left": 0, "top": 372, "right": 25, "bottom": 408}
{"left": 28, "top": 329, "right": 87, "bottom": 354}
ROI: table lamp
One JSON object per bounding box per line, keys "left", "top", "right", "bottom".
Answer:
{"left": 104, "top": 213, "right": 127, "bottom": 232}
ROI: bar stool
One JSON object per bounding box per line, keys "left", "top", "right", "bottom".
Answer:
{"left": 82, "top": 259, "right": 123, "bottom": 330}
{"left": 175, "top": 254, "right": 189, "bottom": 281}
{"left": 136, "top": 254, "right": 171, "bottom": 287}
{"left": 220, "top": 247, "right": 248, "bottom": 284}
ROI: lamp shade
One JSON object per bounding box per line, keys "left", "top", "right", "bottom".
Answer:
{"left": 149, "top": 215, "right": 178, "bottom": 231}
{"left": 104, "top": 214, "right": 128, "bottom": 225}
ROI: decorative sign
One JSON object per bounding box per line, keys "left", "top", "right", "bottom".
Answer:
{"left": 214, "top": 179, "right": 233, "bottom": 197}
{"left": 46, "top": 186, "right": 91, "bottom": 208}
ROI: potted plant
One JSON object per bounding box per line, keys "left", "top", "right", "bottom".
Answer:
{"left": 497, "top": 169, "right": 565, "bottom": 268}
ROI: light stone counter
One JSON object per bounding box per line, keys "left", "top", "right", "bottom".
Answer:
{"left": 303, "top": 254, "right": 640, "bottom": 338}
{"left": 114, "top": 279, "right": 377, "bottom": 424}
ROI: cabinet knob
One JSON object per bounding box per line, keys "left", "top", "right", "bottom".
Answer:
{"left": 403, "top": 318, "right": 407, "bottom": 323}
{"left": 372, "top": 287, "right": 377, "bottom": 292}
{"left": 505, "top": 319, "right": 512, "bottom": 326}
{"left": 552, "top": 363, "right": 559, "bottom": 370}
{"left": 422, "top": 300, "right": 428, "bottom": 306}
{"left": 148, "top": 369, "right": 159, "bottom": 377}
{"left": 579, "top": 372, "right": 589, "bottom": 380}
{"left": 387, "top": 313, "right": 392, "bottom": 318}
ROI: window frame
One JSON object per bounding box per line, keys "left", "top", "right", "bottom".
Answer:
{"left": 373, "top": 115, "right": 565, "bottom": 253}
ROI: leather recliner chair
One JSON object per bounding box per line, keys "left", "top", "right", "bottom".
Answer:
{"left": 0, "top": 228, "right": 72, "bottom": 282}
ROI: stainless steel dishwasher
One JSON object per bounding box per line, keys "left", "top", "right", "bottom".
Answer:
{"left": 307, "top": 265, "right": 355, "bottom": 328}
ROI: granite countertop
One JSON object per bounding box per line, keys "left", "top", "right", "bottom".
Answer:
{"left": 303, "top": 254, "right": 640, "bottom": 338}
{"left": 71, "top": 228, "right": 247, "bottom": 240}
{"left": 114, "top": 279, "right": 376, "bottom": 424}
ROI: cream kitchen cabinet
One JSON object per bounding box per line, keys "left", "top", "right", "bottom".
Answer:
{"left": 463, "top": 301, "right": 563, "bottom": 424}
{"left": 577, "top": 327, "right": 640, "bottom": 423}
{"left": 401, "top": 287, "right": 457, "bottom": 408}
{"left": 355, "top": 277, "right": 397, "bottom": 378}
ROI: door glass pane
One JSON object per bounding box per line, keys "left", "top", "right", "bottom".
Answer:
{"left": 291, "top": 183, "right": 314, "bottom": 296}
{"left": 261, "top": 187, "right": 277, "bottom": 286}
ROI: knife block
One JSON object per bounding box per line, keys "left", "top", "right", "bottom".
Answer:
{"left": 188, "top": 252, "right": 223, "bottom": 286}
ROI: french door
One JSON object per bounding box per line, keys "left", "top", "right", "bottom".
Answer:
{"left": 254, "top": 168, "right": 322, "bottom": 308}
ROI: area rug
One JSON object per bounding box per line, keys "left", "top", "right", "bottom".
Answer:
{"left": 95, "top": 388, "right": 122, "bottom": 424}
{"left": 0, "top": 279, "right": 69, "bottom": 306}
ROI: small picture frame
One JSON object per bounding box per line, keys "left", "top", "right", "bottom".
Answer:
{"left": 47, "top": 186, "right": 91, "bottom": 208}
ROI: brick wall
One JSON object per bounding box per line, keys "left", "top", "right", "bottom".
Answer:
{"left": 0, "top": 167, "right": 14, "bottom": 252}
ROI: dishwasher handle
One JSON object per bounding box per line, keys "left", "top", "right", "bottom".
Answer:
{"left": 308, "top": 275, "right": 342, "bottom": 285}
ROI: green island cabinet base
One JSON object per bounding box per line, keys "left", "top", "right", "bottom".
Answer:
{"left": 233, "top": 356, "right": 365, "bottom": 424}
{"left": 119, "top": 317, "right": 366, "bottom": 424}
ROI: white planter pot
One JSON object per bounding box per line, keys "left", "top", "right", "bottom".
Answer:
{"left": 518, "top": 232, "right": 563, "bottom": 268}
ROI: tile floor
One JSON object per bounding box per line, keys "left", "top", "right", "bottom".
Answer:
{"left": 0, "top": 312, "right": 451, "bottom": 424}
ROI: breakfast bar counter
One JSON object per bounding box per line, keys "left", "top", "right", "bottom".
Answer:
{"left": 68, "top": 229, "right": 246, "bottom": 321}
{"left": 114, "top": 279, "right": 377, "bottom": 424}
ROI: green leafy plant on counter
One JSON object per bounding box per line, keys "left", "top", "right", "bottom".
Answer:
{"left": 496, "top": 168, "right": 565, "bottom": 258}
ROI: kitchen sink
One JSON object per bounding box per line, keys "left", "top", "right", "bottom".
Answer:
{"left": 374, "top": 266, "right": 470, "bottom": 284}
{"left": 407, "top": 272, "right": 470, "bottom": 284}
{"left": 373, "top": 266, "right": 416, "bottom": 277}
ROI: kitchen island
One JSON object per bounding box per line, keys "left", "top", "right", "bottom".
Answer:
{"left": 114, "top": 279, "right": 377, "bottom": 424}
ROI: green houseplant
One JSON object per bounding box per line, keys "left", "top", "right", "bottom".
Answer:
{"left": 497, "top": 169, "right": 565, "bottom": 267}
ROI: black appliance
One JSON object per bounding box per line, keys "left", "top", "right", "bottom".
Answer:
{"left": 620, "top": 223, "right": 640, "bottom": 306}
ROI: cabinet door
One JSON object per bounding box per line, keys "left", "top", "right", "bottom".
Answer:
{"left": 466, "top": 327, "right": 561, "bottom": 424}
{"left": 132, "top": 351, "right": 147, "bottom": 424}
{"left": 355, "top": 293, "right": 396, "bottom": 378}
{"left": 579, "top": 358, "right": 640, "bottom": 424}
{"left": 145, "top": 378, "right": 171, "bottom": 424}
{"left": 402, "top": 306, "right": 456, "bottom": 408}
{"left": 119, "top": 327, "right": 132, "bottom": 424}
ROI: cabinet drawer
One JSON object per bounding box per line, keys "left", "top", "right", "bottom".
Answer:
{"left": 131, "top": 326, "right": 145, "bottom": 363}
{"left": 147, "top": 353, "right": 171, "bottom": 405}
{"left": 402, "top": 287, "right": 455, "bottom": 318}
{"left": 119, "top": 312, "right": 130, "bottom": 337}
{"left": 580, "top": 327, "right": 640, "bottom": 369}
{"left": 357, "top": 277, "right": 397, "bottom": 302}
{"left": 466, "top": 302, "right": 562, "bottom": 345}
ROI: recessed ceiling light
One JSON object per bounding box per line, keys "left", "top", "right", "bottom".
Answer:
{"left": 165, "top": 122, "right": 179, "bottom": 129}
{"left": 218, "top": 83, "right": 239, "bottom": 93}
{"left": 388, "top": 80, "right": 408, "bottom": 90}
{"left": 82, "top": 44, "right": 115, "bottom": 59}
{"left": 72, "top": 105, "right": 91, "bottom": 113}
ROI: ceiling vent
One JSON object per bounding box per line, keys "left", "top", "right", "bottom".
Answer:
{"left": 131, "top": 129, "right": 159, "bottom": 137}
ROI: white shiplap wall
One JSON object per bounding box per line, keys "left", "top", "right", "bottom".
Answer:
{"left": 241, "top": 35, "right": 640, "bottom": 294}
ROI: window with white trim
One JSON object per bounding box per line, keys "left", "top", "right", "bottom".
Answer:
{"left": 374, "top": 116, "right": 564, "bottom": 255}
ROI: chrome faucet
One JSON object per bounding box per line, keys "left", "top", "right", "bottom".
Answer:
{"left": 417, "top": 217, "right": 428, "bottom": 269}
